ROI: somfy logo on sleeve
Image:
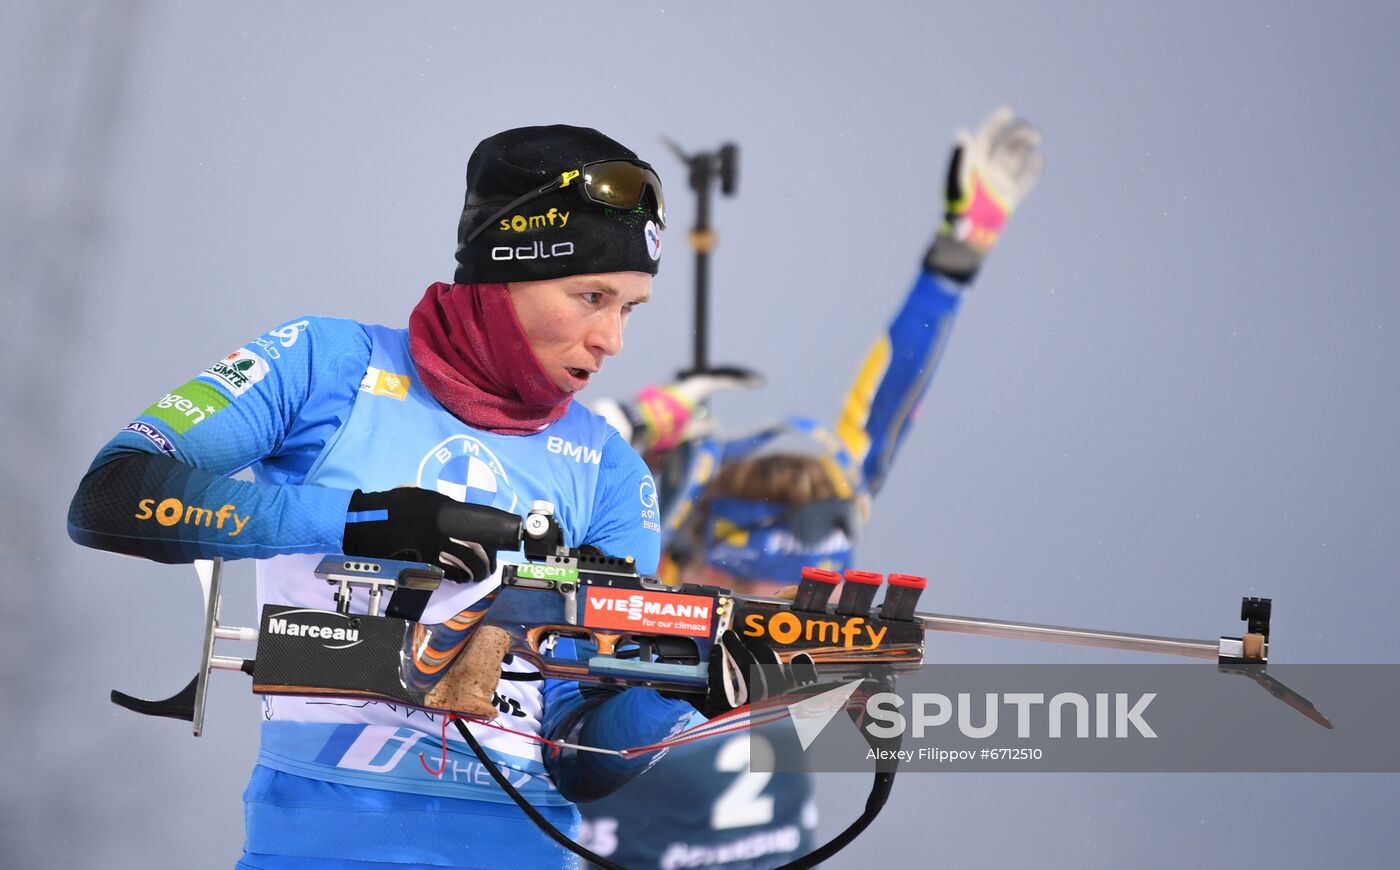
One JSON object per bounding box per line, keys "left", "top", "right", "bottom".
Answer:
{"left": 418, "top": 434, "right": 520, "bottom": 513}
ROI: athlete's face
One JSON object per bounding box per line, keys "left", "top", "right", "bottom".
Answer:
{"left": 507, "top": 272, "right": 652, "bottom": 393}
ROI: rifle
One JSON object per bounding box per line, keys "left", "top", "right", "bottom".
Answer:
{"left": 113, "top": 502, "right": 1327, "bottom": 735}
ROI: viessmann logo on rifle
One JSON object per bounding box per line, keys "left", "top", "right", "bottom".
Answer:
{"left": 264, "top": 609, "right": 364, "bottom": 650}
{"left": 583, "top": 588, "right": 714, "bottom": 637}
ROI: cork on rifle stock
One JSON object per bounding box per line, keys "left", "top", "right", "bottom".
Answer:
{"left": 424, "top": 626, "right": 511, "bottom": 719}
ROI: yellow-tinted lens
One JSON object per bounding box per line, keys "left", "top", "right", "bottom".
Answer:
{"left": 582, "top": 164, "right": 640, "bottom": 206}
{"left": 581, "top": 160, "right": 665, "bottom": 226}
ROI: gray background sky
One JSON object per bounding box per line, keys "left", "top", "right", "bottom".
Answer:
{"left": 3, "top": 1, "right": 1398, "bottom": 867}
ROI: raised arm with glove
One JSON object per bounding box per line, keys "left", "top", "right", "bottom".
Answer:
{"left": 925, "top": 106, "right": 1045, "bottom": 283}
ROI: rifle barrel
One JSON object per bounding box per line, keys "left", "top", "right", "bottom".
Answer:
{"left": 915, "top": 611, "right": 1220, "bottom": 660}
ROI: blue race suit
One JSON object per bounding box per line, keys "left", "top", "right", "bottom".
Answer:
{"left": 69, "top": 314, "right": 694, "bottom": 869}
{"left": 579, "top": 267, "right": 965, "bottom": 869}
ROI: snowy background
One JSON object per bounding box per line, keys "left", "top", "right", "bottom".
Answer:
{"left": 3, "top": 1, "right": 1398, "bottom": 867}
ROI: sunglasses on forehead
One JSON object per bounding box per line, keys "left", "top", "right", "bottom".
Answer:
{"left": 465, "top": 159, "right": 666, "bottom": 243}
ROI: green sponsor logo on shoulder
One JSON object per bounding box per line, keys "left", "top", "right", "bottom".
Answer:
{"left": 516, "top": 563, "right": 579, "bottom": 582}
{"left": 143, "top": 380, "right": 230, "bottom": 434}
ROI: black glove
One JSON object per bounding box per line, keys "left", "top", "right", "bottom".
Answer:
{"left": 689, "top": 631, "right": 821, "bottom": 718}
{"left": 342, "top": 488, "right": 523, "bottom": 582}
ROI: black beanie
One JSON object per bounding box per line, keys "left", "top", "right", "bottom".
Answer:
{"left": 453, "top": 125, "right": 664, "bottom": 284}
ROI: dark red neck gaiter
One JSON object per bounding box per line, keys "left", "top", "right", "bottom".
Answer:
{"left": 408, "top": 282, "right": 571, "bottom": 435}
